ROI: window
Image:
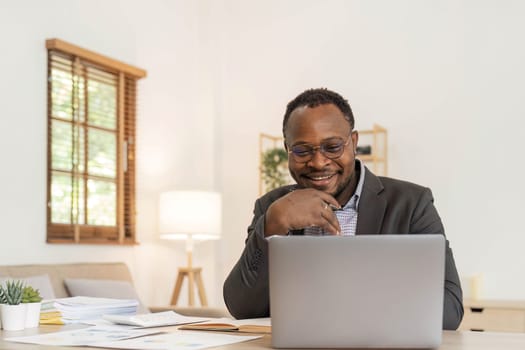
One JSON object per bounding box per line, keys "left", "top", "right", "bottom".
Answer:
{"left": 46, "top": 39, "right": 146, "bottom": 244}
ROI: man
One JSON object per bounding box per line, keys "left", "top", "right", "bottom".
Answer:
{"left": 223, "top": 88, "right": 463, "bottom": 330}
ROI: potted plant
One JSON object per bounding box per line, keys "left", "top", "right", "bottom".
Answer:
{"left": 0, "top": 280, "right": 26, "bottom": 331}
{"left": 261, "top": 147, "right": 289, "bottom": 192}
{"left": 22, "top": 285, "right": 42, "bottom": 328}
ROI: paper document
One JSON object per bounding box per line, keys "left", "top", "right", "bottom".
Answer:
{"left": 5, "top": 326, "right": 160, "bottom": 346}
{"left": 92, "top": 330, "right": 261, "bottom": 350}
{"left": 103, "top": 310, "right": 208, "bottom": 328}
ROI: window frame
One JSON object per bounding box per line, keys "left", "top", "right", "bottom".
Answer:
{"left": 46, "top": 38, "right": 146, "bottom": 245}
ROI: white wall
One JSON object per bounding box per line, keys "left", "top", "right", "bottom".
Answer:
{"left": 1, "top": 0, "right": 524, "bottom": 309}
{"left": 0, "top": 0, "right": 219, "bottom": 307}
{"left": 209, "top": 0, "right": 525, "bottom": 301}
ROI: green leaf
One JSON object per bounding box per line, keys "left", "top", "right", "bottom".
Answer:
{"left": 261, "top": 147, "right": 289, "bottom": 192}
{"left": 3, "top": 280, "right": 24, "bottom": 305}
{"left": 22, "top": 285, "right": 43, "bottom": 303}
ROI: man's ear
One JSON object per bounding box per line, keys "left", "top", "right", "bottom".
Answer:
{"left": 351, "top": 130, "right": 359, "bottom": 154}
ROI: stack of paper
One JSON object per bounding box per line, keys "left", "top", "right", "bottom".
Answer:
{"left": 40, "top": 296, "right": 138, "bottom": 325}
{"left": 40, "top": 309, "right": 64, "bottom": 325}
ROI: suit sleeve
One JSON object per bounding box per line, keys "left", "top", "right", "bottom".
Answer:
{"left": 412, "top": 188, "right": 464, "bottom": 330}
{"left": 223, "top": 198, "right": 271, "bottom": 319}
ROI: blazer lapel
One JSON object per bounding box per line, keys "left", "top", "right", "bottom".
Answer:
{"left": 356, "top": 168, "right": 387, "bottom": 235}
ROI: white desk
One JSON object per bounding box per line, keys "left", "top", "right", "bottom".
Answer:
{"left": 2, "top": 326, "right": 525, "bottom": 350}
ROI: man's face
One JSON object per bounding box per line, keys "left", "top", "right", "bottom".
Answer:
{"left": 285, "top": 103, "right": 358, "bottom": 204}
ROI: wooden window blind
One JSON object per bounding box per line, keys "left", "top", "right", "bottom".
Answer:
{"left": 46, "top": 39, "right": 146, "bottom": 244}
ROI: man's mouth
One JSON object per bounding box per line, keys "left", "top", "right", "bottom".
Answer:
{"left": 302, "top": 173, "right": 337, "bottom": 187}
{"left": 307, "top": 174, "right": 333, "bottom": 181}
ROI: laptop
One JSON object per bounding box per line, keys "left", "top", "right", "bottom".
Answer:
{"left": 268, "top": 234, "right": 445, "bottom": 348}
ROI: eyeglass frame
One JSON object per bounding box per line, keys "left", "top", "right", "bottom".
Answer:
{"left": 285, "top": 131, "right": 355, "bottom": 163}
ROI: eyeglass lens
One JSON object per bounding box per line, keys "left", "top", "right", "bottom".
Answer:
{"left": 289, "top": 138, "right": 347, "bottom": 162}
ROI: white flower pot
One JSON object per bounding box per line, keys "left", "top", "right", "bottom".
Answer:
{"left": 24, "top": 302, "right": 41, "bottom": 328}
{"left": 1, "top": 304, "right": 27, "bottom": 331}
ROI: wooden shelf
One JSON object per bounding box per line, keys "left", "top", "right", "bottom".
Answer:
{"left": 358, "top": 155, "right": 386, "bottom": 162}
{"left": 356, "top": 124, "right": 387, "bottom": 176}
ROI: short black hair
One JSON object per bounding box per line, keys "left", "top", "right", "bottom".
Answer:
{"left": 282, "top": 88, "right": 354, "bottom": 138}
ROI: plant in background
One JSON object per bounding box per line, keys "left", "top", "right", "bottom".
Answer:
{"left": 22, "top": 285, "right": 43, "bottom": 303}
{"left": 0, "top": 285, "right": 6, "bottom": 304}
{"left": 0, "top": 280, "right": 24, "bottom": 305}
{"left": 261, "top": 147, "right": 289, "bottom": 192}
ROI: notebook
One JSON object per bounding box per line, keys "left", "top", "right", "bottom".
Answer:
{"left": 179, "top": 317, "right": 271, "bottom": 334}
{"left": 268, "top": 234, "right": 445, "bottom": 348}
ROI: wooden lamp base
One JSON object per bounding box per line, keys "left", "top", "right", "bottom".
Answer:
{"left": 170, "top": 251, "right": 208, "bottom": 306}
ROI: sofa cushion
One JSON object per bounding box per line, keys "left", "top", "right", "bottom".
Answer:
{"left": 64, "top": 278, "right": 149, "bottom": 314}
{"left": 0, "top": 274, "right": 56, "bottom": 300}
{"left": 0, "top": 262, "right": 135, "bottom": 299}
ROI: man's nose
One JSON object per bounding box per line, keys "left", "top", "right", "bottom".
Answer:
{"left": 307, "top": 149, "right": 330, "bottom": 168}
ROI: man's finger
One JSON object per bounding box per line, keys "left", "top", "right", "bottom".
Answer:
{"left": 320, "top": 210, "right": 341, "bottom": 235}
{"left": 317, "top": 192, "right": 341, "bottom": 210}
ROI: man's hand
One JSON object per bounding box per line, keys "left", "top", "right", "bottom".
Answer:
{"left": 264, "top": 188, "right": 341, "bottom": 237}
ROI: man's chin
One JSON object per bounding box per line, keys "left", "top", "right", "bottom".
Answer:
{"left": 299, "top": 180, "right": 339, "bottom": 195}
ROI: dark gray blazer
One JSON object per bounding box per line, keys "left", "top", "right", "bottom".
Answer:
{"left": 223, "top": 167, "right": 464, "bottom": 330}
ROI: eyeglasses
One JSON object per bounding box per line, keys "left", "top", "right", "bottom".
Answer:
{"left": 286, "top": 134, "right": 352, "bottom": 163}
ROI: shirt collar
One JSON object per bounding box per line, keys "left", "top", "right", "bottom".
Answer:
{"left": 342, "top": 158, "right": 366, "bottom": 210}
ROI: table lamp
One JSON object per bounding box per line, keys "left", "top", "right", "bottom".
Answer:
{"left": 159, "top": 190, "right": 222, "bottom": 306}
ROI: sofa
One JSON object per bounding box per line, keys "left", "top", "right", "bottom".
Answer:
{"left": 0, "top": 262, "right": 230, "bottom": 318}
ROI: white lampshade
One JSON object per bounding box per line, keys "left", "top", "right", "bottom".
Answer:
{"left": 159, "top": 190, "right": 222, "bottom": 241}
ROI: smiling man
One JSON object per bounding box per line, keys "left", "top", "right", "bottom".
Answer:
{"left": 223, "top": 88, "right": 464, "bottom": 330}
